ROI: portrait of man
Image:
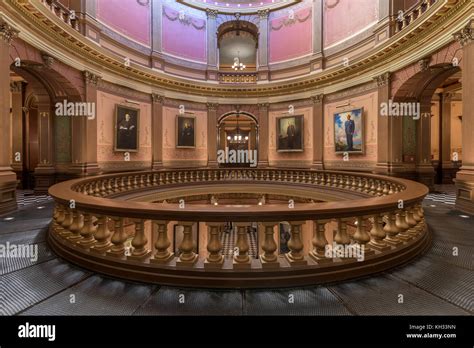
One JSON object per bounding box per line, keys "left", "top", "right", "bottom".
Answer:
{"left": 334, "top": 108, "right": 364, "bottom": 154}
{"left": 345, "top": 114, "right": 355, "bottom": 151}
{"left": 176, "top": 115, "right": 196, "bottom": 148}
{"left": 115, "top": 105, "right": 139, "bottom": 152}
{"left": 277, "top": 115, "right": 304, "bottom": 152}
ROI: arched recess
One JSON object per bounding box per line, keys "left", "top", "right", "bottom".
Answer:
{"left": 217, "top": 20, "right": 259, "bottom": 71}
{"left": 392, "top": 62, "right": 462, "bottom": 188}
{"left": 217, "top": 111, "right": 259, "bottom": 168}
{"left": 8, "top": 47, "right": 84, "bottom": 193}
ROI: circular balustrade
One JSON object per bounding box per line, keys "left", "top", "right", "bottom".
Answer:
{"left": 48, "top": 169, "right": 431, "bottom": 288}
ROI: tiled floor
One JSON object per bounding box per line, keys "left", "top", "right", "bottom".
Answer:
{"left": 0, "top": 186, "right": 472, "bottom": 316}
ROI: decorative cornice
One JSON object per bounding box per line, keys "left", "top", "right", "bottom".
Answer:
{"left": 373, "top": 72, "right": 391, "bottom": 87}
{"left": 453, "top": 19, "right": 474, "bottom": 46}
{"left": 206, "top": 103, "right": 219, "bottom": 111}
{"left": 0, "top": 17, "right": 18, "bottom": 44}
{"left": 5, "top": 0, "right": 471, "bottom": 100}
{"left": 418, "top": 58, "right": 431, "bottom": 72}
{"left": 83, "top": 71, "right": 101, "bottom": 86}
{"left": 151, "top": 93, "right": 164, "bottom": 104}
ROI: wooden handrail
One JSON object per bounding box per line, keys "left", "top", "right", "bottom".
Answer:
{"left": 49, "top": 168, "right": 427, "bottom": 222}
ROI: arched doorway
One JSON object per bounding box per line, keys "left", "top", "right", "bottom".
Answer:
{"left": 393, "top": 62, "right": 462, "bottom": 188}
{"left": 217, "top": 111, "right": 259, "bottom": 168}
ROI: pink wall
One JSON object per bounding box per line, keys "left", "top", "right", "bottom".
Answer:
{"left": 96, "top": 0, "right": 151, "bottom": 46}
{"left": 162, "top": 6, "right": 207, "bottom": 62}
{"left": 269, "top": 7, "right": 313, "bottom": 63}
{"left": 96, "top": 91, "right": 152, "bottom": 164}
{"left": 323, "top": 0, "right": 379, "bottom": 48}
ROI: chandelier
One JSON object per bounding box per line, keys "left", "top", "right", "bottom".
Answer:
{"left": 227, "top": 114, "right": 249, "bottom": 142}
{"left": 232, "top": 51, "right": 246, "bottom": 71}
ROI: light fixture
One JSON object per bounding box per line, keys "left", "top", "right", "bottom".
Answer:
{"left": 232, "top": 51, "right": 246, "bottom": 71}
{"left": 4, "top": 217, "right": 14, "bottom": 221}
{"left": 459, "top": 215, "right": 470, "bottom": 219}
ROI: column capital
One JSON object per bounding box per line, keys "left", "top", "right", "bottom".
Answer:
{"left": 258, "top": 9, "right": 270, "bottom": 20}
{"left": 453, "top": 19, "right": 474, "bottom": 47}
{"left": 373, "top": 72, "right": 391, "bottom": 87}
{"left": 206, "top": 103, "right": 219, "bottom": 111}
{"left": 0, "top": 18, "right": 19, "bottom": 45}
{"left": 151, "top": 93, "right": 165, "bottom": 104}
{"left": 41, "top": 53, "right": 55, "bottom": 68}
{"left": 418, "top": 57, "right": 431, "bottom": 72}
{"left": 83, "top": 71, "right": 101, "bottom": 86}
{"left": 258, "top": 103, "right": 269, "bottom": 110}
{"left": 311, "top": 94, "right": 324, "bottom": 104}
{"left": 206, "top": 9, "right": 218, "bottom": 19}
{"left": 10, "top": 81, "right": 22, "bottom": 93}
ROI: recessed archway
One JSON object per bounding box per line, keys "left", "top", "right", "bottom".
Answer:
{"left": 217, "top": 111, "right": 259, "bottom": 168}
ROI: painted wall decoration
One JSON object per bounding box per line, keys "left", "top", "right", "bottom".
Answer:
{"left": 277, "top": 115, "right": 304, "bottom": 152}
{"left": 176, "top": 114, "right": 196, "bottom": 148}
{"left": 269, "top": 7, "right": 312, "bottom": 63}
{"left": 115, "top": 105, "right": 140, "bottom": 152}
{"left": 334, "top": 108, "right": 364, "bottom": 154}
{"left": 162, "top": 6, "right": 207, "bottom": 62}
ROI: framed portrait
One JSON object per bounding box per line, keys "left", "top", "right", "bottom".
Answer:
{"left": 114, "top": 105, "right": 140, "bottom": 152}
{"left": 334, "top": 107, "right": 364, "bottom": 154}
{"left": 276, "top": 115, "right": 304, "bottom": 152}
{"left": 176, "top": 114, "right": 196, "bottom": 148}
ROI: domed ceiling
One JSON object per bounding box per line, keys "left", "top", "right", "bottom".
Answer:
{"left": 178, "top": 0, "right": 300, "bottom": 13}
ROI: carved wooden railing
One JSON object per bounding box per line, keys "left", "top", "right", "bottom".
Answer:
{"left": 40, "top": 0, "right": 79, "bottom": 31}
{"left": 394, "top": 0, "right": 438, "bottom": 33}
{"left": 48, "top": 169, "right": 430, "bottom": 288}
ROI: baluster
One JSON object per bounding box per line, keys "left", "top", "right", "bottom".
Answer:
{"left": 260, "top": 222, "right": 279, "bottom": 268}
{"left": 395, "top": 209, "right": 412, "bottom": 241}
{"left": 128, "top": 219, "right": 151, "bottom": 260}
{"left": 177, "top": 222, "right": 198, "bottom": 266}
{"left": 78, "top": 213, "right": 97, "bottom": 248}
{"left": 368, "top": 214, "right": 390, "bottom": 251}
{"left": 285, "top": 221, "right": 307, "bottom": 266}
{"left": 91, "top": 215, "right": 112, "bottom": 254}
{"left": 151, "top": 220, "right": 174, "bottom": 264}
{"left": 353, "top": 216, "right": 375, "bottom": 256}
{"left": 204, "top": 222, "right": 224, "bottom": 268}
{"left": 309, "top": 220, "right": 332, "bottom": 264}
{"left": 405, "top": 207, "right": 418, "bottom": 235}
{"left": 54, "top": 204, "right": 66, "bottom": 229}
{"left": 67, "top": 210, "right": 84, "bottom": 241}
{"left": 107, "top": 217, "right": 128, "bottom": 257}
{"left": 334, "top": 218, "right": 351, "bottom": 245}
{"left": 59, "top": 208, "right": 74, "bottom": 237}
{"left": 383, "top": 211, "right": 403, "bottom": 246}
{"left": 233, "top": 223, "right": 251, "bottom": 269}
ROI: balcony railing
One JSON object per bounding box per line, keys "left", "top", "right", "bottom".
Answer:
{"left": 48, "top": 169, "right": 430, "bottom": 288}
{"left": 394, "top": 0, "right": 438, "bottom": 33}
{"left": 40, "top": 0, "right": 79, "bottom": 31}
{"left": 219, "top": 72, "right": 258, "bottom": 84}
